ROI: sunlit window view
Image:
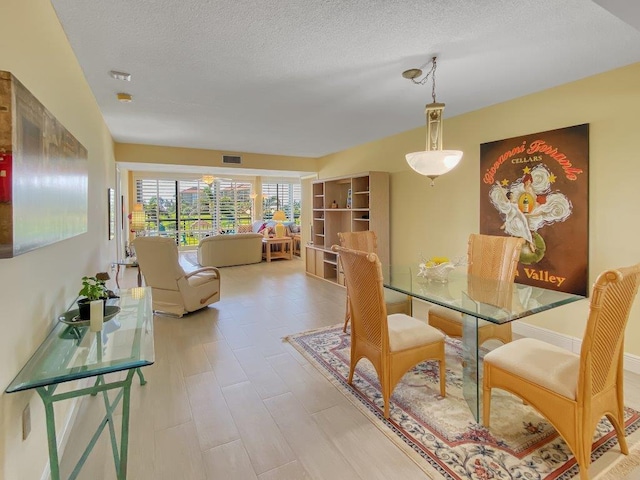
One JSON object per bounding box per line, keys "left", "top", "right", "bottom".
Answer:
{"left": 135, "top": 178, "right": 300, "bottom": 246}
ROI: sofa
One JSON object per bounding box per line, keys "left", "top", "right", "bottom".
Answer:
{"left": 241, "top": 220, "right": 301, "bottom": 237}
{"left": 197, "top": 233, "right": 263, "bottom": 267}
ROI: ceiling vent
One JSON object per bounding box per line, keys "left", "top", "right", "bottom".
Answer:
{"left": 222, "top": 155, "right": 242, "bottom": 165}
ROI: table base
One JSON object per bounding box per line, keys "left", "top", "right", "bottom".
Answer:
{"left": 39, "top": 368, "right": 147, "bottom": 480}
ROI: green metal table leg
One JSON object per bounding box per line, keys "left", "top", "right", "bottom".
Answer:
{"left": 91, "top": 375, "right": 104, "bottom": 396}
{"left": 118, "top": 372, "right": 134, "bottom": 479}
{"left": 135, "top": 367, "right": 147, "bottom": 385}
{"left": 101, "top": 378, "right": 121, "bottom": 471}
{"left": 36, "top": 368, "right": 145, "bottom": 480}
{"left": 37, "top": 385, "right": 61, "bottom": 480}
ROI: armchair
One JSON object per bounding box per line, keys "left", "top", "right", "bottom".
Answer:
{"left": 133, "top": 237, "right": 221, "bottom": 317}
{"left": 483, "top": 263, "right": 640, "bottom": 480}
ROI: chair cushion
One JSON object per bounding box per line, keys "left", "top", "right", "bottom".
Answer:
{"left": 484, "top": 337, "right": 579, "bottom": 400}
{"left": 387, "top": 313, "right": 444, "bottom": 352}
{"left": 429, "top": 304, "right": 461, "bottom": 323}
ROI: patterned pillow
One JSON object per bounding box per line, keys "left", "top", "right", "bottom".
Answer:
{"left": 237, "top": 225, "right": 252, "bottom": 233}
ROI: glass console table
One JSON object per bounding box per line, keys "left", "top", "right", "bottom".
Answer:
{"left": 6, "top": 287, "right": 155, "bottom": 480}
{"left": 383, "top": 267, "right": 584, "bottom": 421}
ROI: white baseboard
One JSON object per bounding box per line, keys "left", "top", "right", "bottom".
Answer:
{"left": 512, "top": 321, "right": 640, "bottom": 375}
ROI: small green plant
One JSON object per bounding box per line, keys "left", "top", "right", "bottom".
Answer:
{"left": 79, "top": 276, "right": 107, "bottom": 301}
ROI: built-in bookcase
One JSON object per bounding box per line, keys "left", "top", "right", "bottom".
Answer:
{"left": 305, "top": 171, "right": 389, "bottom": 285}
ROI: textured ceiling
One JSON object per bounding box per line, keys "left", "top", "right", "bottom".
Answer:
{"left": 51, "top": 0, "right": 640, "bottom": 162}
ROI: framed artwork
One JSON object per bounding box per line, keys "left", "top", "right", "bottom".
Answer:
{"left": 0, "top": 71, "right": 88, "bottom": 258}
{"left": 108, "top": 188, "right": 115, "bottom": 240}
{"left": 479, "top": 124, "right": 589, "bottom": 296}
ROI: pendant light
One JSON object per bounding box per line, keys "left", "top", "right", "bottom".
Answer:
{"left": 403, "top": 57, "right": 463, "bottom": 186}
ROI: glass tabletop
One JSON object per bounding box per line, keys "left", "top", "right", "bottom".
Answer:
{"left": 6, "top": 287, "right": 155, "bottom": 393}
{"left": 383, "top": 266, "right": 584, "bottom": 324}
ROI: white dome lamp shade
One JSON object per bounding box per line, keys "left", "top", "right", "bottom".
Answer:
{"left": 403, "top": 58, "right": 463, "bottom": 186}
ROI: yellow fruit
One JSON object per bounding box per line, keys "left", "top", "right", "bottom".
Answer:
{"left": 431, "top": 256, "right": 449, "bottom": 265}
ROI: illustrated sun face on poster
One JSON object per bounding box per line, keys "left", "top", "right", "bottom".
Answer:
{"left": 480, "top": 124, "right": 589, "bottom": 296}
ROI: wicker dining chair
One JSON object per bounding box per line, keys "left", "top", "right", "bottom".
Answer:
{"left": 332, "top": 245, "right": 446, "bottom": 418}
{"left": 428, "top": 233, "right": 524, "bottom": 346}
{"left": 483, "top": 263, "right": 640, "bottom": 480}
{"left": 338, "top": 231, "right": 411, "bottom": 332}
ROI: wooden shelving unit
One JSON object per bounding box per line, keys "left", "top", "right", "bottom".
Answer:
{"left": 305, "top": 171, "right": 389, "bottom": 286}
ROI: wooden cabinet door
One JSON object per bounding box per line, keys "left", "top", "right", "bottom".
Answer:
{"left": 305, "top": 246, "right": 316, "bottom": 275}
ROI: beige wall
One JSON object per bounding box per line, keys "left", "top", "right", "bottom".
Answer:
{"left": 317, "top": 62, "right": 640, "bottom": 356}
{"left": 2, "top": 4, "right": 637, "bottom": 477}
{"left": 115, "top": 142, "right": 318, "bottom": 173}
{"left": 0, "top": 1, "right": 117, "bottom": 478}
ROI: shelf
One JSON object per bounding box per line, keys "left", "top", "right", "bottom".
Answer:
{"left": 307, "top": 171, "right": 388, "bottom": 287}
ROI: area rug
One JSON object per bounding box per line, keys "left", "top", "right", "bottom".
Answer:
{"left": 285, "top": 324, "right": 640, "bottom": 480}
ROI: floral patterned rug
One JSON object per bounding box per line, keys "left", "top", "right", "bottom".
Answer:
{"left": 285, "top": 324, "right": 640, "bottom": 480}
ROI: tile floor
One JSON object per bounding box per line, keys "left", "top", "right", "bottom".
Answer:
{"left": 58, "top": 254, "right": 640, "bottom": 479}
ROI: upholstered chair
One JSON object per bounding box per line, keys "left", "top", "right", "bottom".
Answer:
{"left": 332, "top": 245, "right": 446, "bottom": 419}
{"left": 483, "top": 263, "right": 640, "bottom": 480}
{"left": 338, "top": 231, "right": 411, "bottom": 332}
{"left": 428, "top": 233, "right": 524, "bottom": 346}
{"left": 133, "top": 237, "right": 221, "bottom": 317}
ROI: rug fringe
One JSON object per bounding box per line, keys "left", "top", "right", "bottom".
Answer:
{"left": 594, "top": 441, "right": 640, "bottom": 479}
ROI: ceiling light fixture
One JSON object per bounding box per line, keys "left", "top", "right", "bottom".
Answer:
{"left": 116, "top": 92, "right": 133, "bottom": 103}
{"left": 109, "top": 70, "right": 131, "bottom": 81}
{"left": 201, "top": 174, "right": 215, "bottom": 185}
{"left": 403, "top": 56, "right": 462, "bottom": 186}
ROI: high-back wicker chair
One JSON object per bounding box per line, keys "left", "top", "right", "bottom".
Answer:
{"left": 338, "top": 231, "right": 411, "bottom": 332}
{"left": 428, "top": 233, "right": 524, "bottom": 346}
{"left": 332, "top": 245, "right": 446, "bottom": 418}
{"left": 483, "top": 263, "right": 640, "bottom": 480}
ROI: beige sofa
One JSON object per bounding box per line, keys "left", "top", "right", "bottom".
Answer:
{"left": 197, "top": 233, "right": 263, "bottom": 267}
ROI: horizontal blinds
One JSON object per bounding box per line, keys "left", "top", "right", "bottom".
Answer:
{"left": 262, "top": 182, "right": 301, "bottom": 224}
{"left": 135, "top": 178, "right": 252, "bottom": 244}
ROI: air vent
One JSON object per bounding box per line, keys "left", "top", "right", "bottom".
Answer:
{"left": 222, "top": 155, "right": 242, "bottom": 165}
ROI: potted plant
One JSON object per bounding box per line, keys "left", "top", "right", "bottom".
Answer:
{"left": 77, "top": 276, "right": 108, "bottom": 320}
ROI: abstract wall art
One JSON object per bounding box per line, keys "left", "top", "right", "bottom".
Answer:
{"left": 0, "top": 71, "right": 88, "bottom": 258}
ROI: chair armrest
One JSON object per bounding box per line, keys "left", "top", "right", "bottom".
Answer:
{"left": 185, "top": 266, "right": 220, "bottom": 279}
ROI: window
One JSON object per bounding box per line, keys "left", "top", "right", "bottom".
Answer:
{"left": 135, "top": 178, "right": 253, "bottom": 246}
{"left": 261, "top": 182, "right": 301, "bottom": 224}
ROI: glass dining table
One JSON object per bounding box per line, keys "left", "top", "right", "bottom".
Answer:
{"left": 383, "top": 267, "right": 584, "bottom": 421}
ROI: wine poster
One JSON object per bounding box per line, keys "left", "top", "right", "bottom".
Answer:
{"left": 479, "top": 124, "right": 589, "bottom": 296}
